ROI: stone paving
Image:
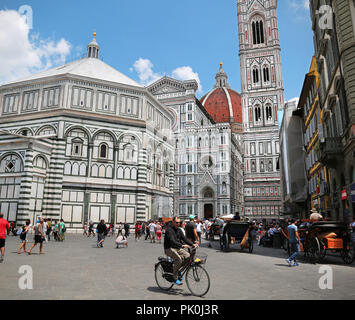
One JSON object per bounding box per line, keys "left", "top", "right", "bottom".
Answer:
{"left": 0, "top": 233, "right": 354, "bottom": 300}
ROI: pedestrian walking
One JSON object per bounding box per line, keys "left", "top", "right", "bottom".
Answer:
{"left": 47, "top": 219, "right": 52, "bottom": 241}
{"left": 286, "top": 219, "right": 301, "bottom": 267}
{"left": 83, "top": 222, "right": 88, "bottom": 236}
{"left": 135, "top": 222, "right": 142, "bottom": 241}
{"left": 96, "top": 219, "right": 107, "bottom": 248}
{"left": 185, "top": 215, "right": 198, "bottom": 244}
{"left": 53, "top": 221, "right": 59, "bottom": 241}
{"left": 148, "top": 220, "right": 157, "bottom": 243}
{"left": 28, "top": 218, "right": 45, "bottom": 255}
{"left": 196, "top": 219, "right": 202, "bottom": 244}
{"left": 88, "top": 220, "right": 95, "bottom": 237}
{"left": 17, "top": 220, "right": 30, "bottom": 254}
{"left": 0, "top": 213, "right": 10, "bottom": 263}
{"left": 145, "top": 222, "right": 150, "bottom": 240}
{"left": 156, "top": 222, "right": 162, "bottom": 244}
{"left": 124, "top": 223, "right": 130, "bottom": 238}
{"left": 110, "top": 222, "right": 115, "bottom": 237}
{"left": 42, "top": 218, "right": 48, "bottom": 243}
{"left": 58, "top": 219, "right": 66, "bottom": 241}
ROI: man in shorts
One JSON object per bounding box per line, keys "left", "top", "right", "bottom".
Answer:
{"left": 0, "top": 213, "right": 10, "bottom": 263}
{"left": 28, "top": 218, "right": 45, "bottom": 255}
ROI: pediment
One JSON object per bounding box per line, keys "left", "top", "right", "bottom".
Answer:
{"left": 199, "top": 170, "right": 217, "bottom": 186}
{"left": 153, "top": 85, "right": 185, "bottom": 95}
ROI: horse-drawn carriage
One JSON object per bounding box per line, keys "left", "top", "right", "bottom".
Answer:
{"left": 219, "top": 221, "right": 254, "bottom": 253}
{"left": 299, "top": 221, "right": 354, "bottom": 264}
{"left": 205, "top": 220, "right": 221, "bottom": 241}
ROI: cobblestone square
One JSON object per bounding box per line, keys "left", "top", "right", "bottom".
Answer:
{"left": 0, "top": 234, "right": 354, "bottom": 300}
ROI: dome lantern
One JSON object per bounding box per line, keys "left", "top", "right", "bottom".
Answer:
{"left": 214, "top": 62, "right": 230, "bottom": 89}
{"left": 87, "top": 31, "right": 100, "bottom": 59}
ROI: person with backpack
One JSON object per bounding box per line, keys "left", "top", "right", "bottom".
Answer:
{"left": 53, "top": 221, "right": 58, "bottom": 241}
{"left": 96, "top": 219, "right": 107, "bottom": 248}
{"left": 58, "top": 219, "right": 66, "bottom": 241}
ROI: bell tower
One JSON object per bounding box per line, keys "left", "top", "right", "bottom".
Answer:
{"left": 237, "top": 0, "right": 284, "bottom": 219}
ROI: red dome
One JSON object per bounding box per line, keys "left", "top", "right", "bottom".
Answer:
{"left": 200, "top": 88, "right": 242, "bottom": 124}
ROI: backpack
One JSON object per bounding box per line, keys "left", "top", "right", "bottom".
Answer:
{"left": 62, "top": 225, "right": 66, "bottom": 233}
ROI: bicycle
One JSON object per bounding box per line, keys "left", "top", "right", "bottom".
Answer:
{"left": 154, "top": 247, "right": 210, "bottom": 297}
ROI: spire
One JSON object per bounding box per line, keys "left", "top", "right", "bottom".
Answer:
{"left": 87, "top": 31, "right": 100, "bottom": 59}
{"left": 214, "top": 62, "right": 230, "bottom": 88}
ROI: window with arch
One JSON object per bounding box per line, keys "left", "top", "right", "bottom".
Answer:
{"left": 203, "top": 188, "right": 214, "bottom": 198}
{"left": 0, "top": 154, "right": 23, "bottom": 174}
{"left": 99, "top": 143, "right": 108, "bottom": 159}
{"left": 34, "top": 156, "right": 47, "bottom": 170}
{"left": 67, "top": 128, "right": 89, "bottom": 158}
{"left": 187, "top": 183, "right": 192, "bottom": 195}
{"left": 222, "top": 182, "right": 227, "bottom": 194}
{"left": 254, "top": 105, "right": 262, "bottom": 122}
{"left": 263, "top": 66, "right": 270, "bottom": 82}
{"left": 253, "top": 68, "right": 260, "bottom": 84}
{"left": 71, "top": 138, "right": 84, "bottom": 157}
{"left": 252, "top": 19, "right": 265, "bottom": 45}
{"left": 265, "top": 104, "right": 273, "bottom": 121}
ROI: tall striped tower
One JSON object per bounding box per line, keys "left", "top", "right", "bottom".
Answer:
{"left": 237, "top": 0, "right": 284, "bottom": 219}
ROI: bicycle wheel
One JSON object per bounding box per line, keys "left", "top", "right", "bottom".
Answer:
{"left": 186, "top": 264, "right": 210, "bottom": 297}
{"left": 155, "top": 262, "right": 174, "bottom": 291}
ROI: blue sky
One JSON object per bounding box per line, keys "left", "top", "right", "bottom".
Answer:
{"left": 0, "top": 0, "right": 314, "bottom": 102}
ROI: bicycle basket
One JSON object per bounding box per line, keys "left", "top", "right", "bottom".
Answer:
{"left": 194, "top": 252, "right": 208, "bottom": 264}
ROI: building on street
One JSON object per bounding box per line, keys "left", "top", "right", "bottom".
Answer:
{"left": 309, "top": 0, "right": 355, "bottom": 221}
{"left": 0, "top": 34, "right": 175, "bottom": 229}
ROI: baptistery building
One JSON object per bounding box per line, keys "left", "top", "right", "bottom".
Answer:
{"left": 0, "top": 34, "right": 175, "bottom": 229}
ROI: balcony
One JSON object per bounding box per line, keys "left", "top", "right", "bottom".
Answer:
{"left": 318, "top": 137, "right": 343, "bottom": 168}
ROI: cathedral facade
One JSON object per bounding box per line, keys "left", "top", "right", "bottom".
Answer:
{"left": 148, "top": 73, "right": 244, "bottom": 219}
{"left": 237, "top": 0, "right": 284, "bottom": 219}
{"left": 0, "top": 35, "right": 175, "bottom": 228}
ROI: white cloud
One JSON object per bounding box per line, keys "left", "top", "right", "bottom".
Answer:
{"left": 132, "top": 58, "right": 202, "bottom": 93}
{"left": 0, "top": 10, "right": 72, "bottom": 84}
{"left": 289, "top": 0, "right": 309, "bottom": 11}
{"left": 172, "top": 66, "right": 202, "bottom": 93}
{"left": 132, "top": 58, "right": 162, "bottom": 85}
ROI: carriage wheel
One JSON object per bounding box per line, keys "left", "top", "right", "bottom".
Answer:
{"left": 341, "top": 244, "right": 354, "bottom": 264}
{"left": 309, "top": 237, "right": 322, "bottom": 264}
{"left": 224, "top": 234, "right": 230, "bottom": 252}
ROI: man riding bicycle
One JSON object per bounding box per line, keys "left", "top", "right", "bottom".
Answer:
{"left": 164, "top": 216, "right": 198, "bottom": 286}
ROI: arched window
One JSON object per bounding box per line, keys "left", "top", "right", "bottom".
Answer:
{"left": 253, "top": 68, "right": 260, "bottom": 84}
{"left": 263, "top": 66, "right": 270, "bottom": 82}
{"left": 222, "top": 182, "right": 227, "bottom": 194}
{"left": 252, "top": 19, "right": 265, "bottom": 45}
{"left": 187, "top": 183, "right": 192, "bottom": 195}
{"left": 99, "top": 143, "right": 108, "bottom": 159}
{"left": 254, "top": 105, "right": 262, "bottom": 122}
{"left": 0, "top": 154, "right": 23, "bottom": 173}
{"left": 265, "top": 104, "right": 272, "bottom": 121}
